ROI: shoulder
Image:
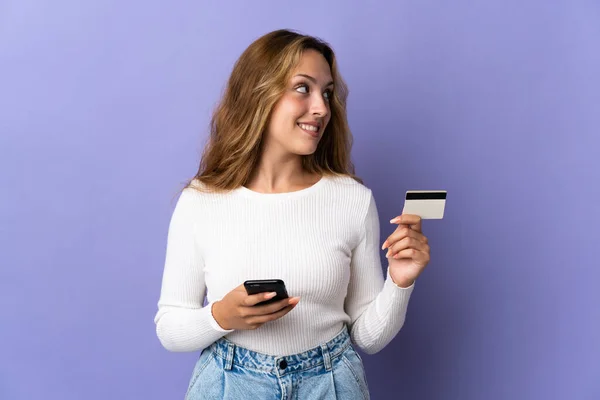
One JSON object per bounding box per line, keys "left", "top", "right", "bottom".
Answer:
{"left": 323, "top": 174, "right": 376, "bottom": 221}
{"left": 174, "top": 179, "right": 235, "bottom": 211}
{"left": 325, "top": 174, "right": 373, "bottom": 201}
{"left": 182, "top": 179, "right": 233, "bottom": 198}
{"left": 323, "top": 175, "right": 380, "bottom": 242}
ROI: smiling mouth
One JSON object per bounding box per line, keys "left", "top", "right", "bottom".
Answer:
{"left": 297, "top": 123, "right": 321, "bottom": 137}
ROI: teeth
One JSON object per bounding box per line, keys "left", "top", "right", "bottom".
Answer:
{"left": 298, "top": 123, "right": 318, "bottom": 132}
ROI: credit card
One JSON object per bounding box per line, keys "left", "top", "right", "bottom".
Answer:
{"left": 402, "top": 190, "right": 447, "bottom": 219}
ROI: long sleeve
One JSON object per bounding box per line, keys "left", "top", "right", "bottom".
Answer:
{"left": 344, "top": 192, "right": 415, "bottom": 354}
{"left": 154, "top": 176, "right": 414, "bottom": 356}
{"left": 154, "top": 189, "right": 233, "bottom": 352}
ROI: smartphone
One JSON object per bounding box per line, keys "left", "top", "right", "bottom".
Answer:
{"left": 243, "top": 279, "right": 289, "bottom": 306}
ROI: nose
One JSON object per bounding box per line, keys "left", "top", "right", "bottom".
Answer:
{"left": 310, "top": 93, "right": 329, "bottom": 118}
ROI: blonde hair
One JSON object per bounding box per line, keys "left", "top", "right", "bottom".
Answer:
{"left": 188, "top": 29, "right": 361, "bottom": 192}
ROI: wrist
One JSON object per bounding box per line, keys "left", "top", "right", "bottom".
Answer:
{"left": 211, "top": 301, "right": 230, "bottom": 330}
{"left": 389, "top": 270, "right": 415, "bottom": 288}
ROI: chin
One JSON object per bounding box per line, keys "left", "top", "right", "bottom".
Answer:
{"left": 293, "top": 145, "right": 319, "bottom": 156}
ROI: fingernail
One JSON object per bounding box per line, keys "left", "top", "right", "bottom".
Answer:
{"left": 266, "top": 292, "right": 277, "bottom": 298}
{"left": 381, "top": 241, "right": 388, "bottom": 250}
{"left": 386, "top": 250, "right": 391, "bottom": 258}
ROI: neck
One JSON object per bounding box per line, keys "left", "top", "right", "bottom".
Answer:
{"left": 246, "top": 154, "right": 318, "bottom": 194}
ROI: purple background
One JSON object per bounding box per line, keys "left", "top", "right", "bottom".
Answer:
{"left": 1, "top": 1, "right": 599, "bottom": 399}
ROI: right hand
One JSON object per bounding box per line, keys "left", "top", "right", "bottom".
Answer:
{"left": 211, "top": 284, "right": 300, "bottom": 331}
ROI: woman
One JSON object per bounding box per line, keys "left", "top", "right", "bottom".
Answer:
{"left": 154, "top": 29, "right": 431, "bottom": 399}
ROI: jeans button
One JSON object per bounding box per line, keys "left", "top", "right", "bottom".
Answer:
{"left": 279, "top": 360, "right": 287, "bottom": 369}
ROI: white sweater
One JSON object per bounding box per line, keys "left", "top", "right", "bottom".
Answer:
{"left": 154, "top": 174, "right": 415, "bottom": 356}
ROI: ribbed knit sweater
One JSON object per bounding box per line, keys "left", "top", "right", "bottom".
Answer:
{"left": 154, "top": 174, "right": 414, "bottom": 356}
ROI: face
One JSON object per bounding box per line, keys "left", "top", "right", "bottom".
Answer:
{"left": 264, "top": 49, "right": 333, "bottom": 157}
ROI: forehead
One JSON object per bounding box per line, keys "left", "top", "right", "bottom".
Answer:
{"left": 292, "top": 49, "right": 332, "bottom": 82}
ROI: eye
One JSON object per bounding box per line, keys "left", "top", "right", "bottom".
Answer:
{"left": 294, "top": 83, "right": 333, "bottom": 102}
{"left": 295, "top": 84, "right": 309, "bottom": 94}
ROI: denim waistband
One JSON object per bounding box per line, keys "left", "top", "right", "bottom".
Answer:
{"left": 208, "top": 325, "right": 352, "bottom": 376}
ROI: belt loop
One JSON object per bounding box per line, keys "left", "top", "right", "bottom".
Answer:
{"left": 224, "top": 342, "right": 235, "bottom": 371}
{"left": 320, "top": 343, "right": 332, "bottom": 371}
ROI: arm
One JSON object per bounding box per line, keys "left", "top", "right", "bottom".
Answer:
{"left": 344, "top": 192, "right": 415, "bottom": 354}
{"left": 154, "top": 189, "right": 232, "bottom": 352}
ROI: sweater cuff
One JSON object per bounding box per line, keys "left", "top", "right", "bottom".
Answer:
{"left": 386, "top": 268, "right": 416, "bottom": 290}
{"left": 383, "top": 267, "right": 415, "bottom": 299}
{"left": 376, "top": 269, "right": 414, "bottom": 319}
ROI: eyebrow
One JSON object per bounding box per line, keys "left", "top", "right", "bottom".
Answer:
{"left": 294, "top": 74, "right": 334, "bottom": 87}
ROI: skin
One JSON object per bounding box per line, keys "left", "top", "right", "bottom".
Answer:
{"left": 244, "top": 49, "right": 333, "bottom": 194}
{"left": 212, "top": 50, "right": 431, "bottom": 330}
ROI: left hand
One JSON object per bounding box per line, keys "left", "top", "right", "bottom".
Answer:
{"left": 381, "top": 214, "right": 431, "bottom": 288}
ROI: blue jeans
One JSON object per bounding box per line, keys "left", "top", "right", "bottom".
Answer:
{"left": 185, "top": 325, "right": 370, "bottom": 399}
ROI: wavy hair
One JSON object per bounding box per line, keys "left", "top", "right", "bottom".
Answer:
{"left": 187, "top": 29, "right": 361, "bottom": 192}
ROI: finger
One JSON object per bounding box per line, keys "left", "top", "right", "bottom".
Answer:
{"left": 391, "top": 248, "right": 431, "bottom": 262}
{"left": 386, "top": 237, "right": 425, "bottom": 258}
{"left": 394, "top": 226, "right": 427, "bottom": 243}
{"left": 386, "top": 237, "right": 430, "bottom": 258}
{"left": 248, "top": 301, "right": 299, "bottom": 324}
{"left": 243, "top": 291, "right": 278, "bottom": 307}
{"left": 246, "top": 297, "right": 298, "bottom": 316}
{"left": 382, "top": 227, "right": 427, "bottom": 250}
{"left": 390, "top": 214, "right": 422, "bottom": 232}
